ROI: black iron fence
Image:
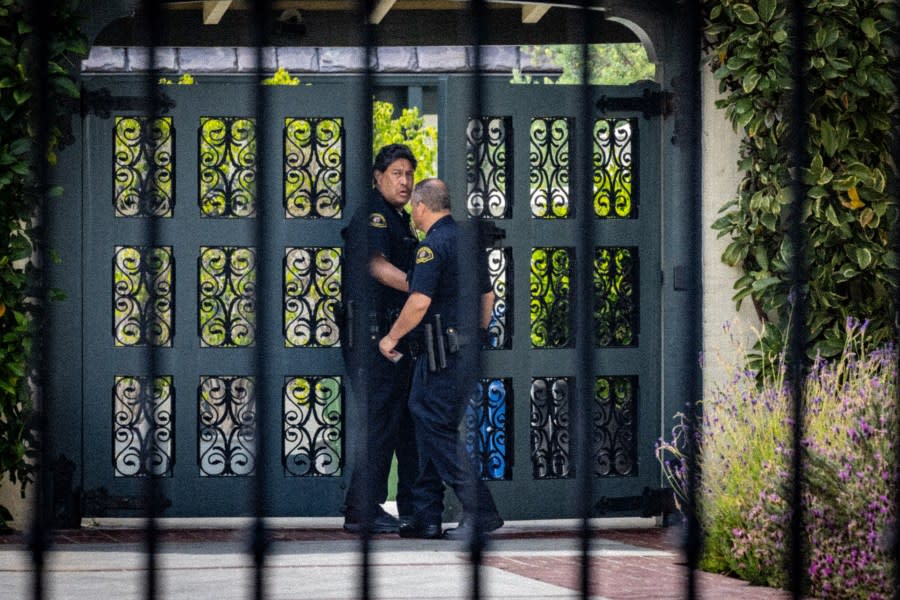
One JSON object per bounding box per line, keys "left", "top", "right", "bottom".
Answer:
{"left": 19, "top": 1, "right": 899, "bottom": 599}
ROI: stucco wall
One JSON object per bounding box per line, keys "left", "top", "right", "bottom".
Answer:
{"left": 700, "top": 66, "right": 760, "bottom": 396}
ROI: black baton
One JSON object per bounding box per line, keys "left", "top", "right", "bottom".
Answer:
{"left": 424, "top": 323, "right": 437, "bottom": 372}
{"left": 434, "top": 314, "right": 447, "bottom": 369}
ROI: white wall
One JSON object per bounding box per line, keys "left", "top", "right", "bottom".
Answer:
{"left": 700, "top": 66, "right": 760, "bottom": 396}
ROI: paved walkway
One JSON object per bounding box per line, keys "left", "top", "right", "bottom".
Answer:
{"left": 0, "top": 518, "right": 792, "bottom": 600}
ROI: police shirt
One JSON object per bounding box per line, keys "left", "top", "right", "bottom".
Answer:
{"left": 408, "top": 215, "right": 491, "bottom": 330}
{"left": 345, "top": 189, "right": 418, "bottom": 315}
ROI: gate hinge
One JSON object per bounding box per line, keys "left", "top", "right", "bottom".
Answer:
{"left": 83, "top": 487, "right": 172, "bottom": 517}
{"left": 596, "top": 89, "right": 673, "bottom": 119}
{"left": 81, "top": 87, "right": 177, "bottom": 119}
{"left": 593, "top": 487, "right": 676, "bottom": 518}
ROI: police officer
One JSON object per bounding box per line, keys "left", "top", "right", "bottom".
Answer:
{"left": 378, "top": 178, "right": 504, "bottom": 540}
{"left": 341, "top": 144, "right": 420, "bottom": 533}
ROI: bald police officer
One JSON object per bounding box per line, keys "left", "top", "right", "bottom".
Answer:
{"left": 378, "top": 178, "right": 503, "bottom": 540}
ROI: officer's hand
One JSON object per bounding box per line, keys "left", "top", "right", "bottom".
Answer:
{"left": 378, "top": 334, "right": 401, "bottom": 361}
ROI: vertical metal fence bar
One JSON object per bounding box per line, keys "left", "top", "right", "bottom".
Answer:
{"left": 354, "top": 2, "right": 376, "bottom": 598}
{"left": 26, "top": 1, "right": 52, "bottom": 598}
{"left": 250, "top": 2, "right": 275, "bottom": 598}
{"left": 787, "top": 0, "right": 810, "bottom": 596}
{"left": 140, "top": 2, "right": 164, "bottom": 598}
{"left": 682, "top": 1, "right": 703, "bottom": 598}
{"left": 464, "top": 1, "right": 487, "bottom": 597}
{"left": 889, "top": 11, "right": 900, "bottom": 600}
{"left": 574, "top": 3, "right": 595, "bottom": 599}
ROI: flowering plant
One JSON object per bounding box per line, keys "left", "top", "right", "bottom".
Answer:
{"left": 657, "top": 318, "right": 897, "bottom": 597}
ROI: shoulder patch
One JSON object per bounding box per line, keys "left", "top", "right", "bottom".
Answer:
{"left": 368, "top": 212, "right": 388, "bottom": 228}
{"left": 415, "top": 246, "right": 435, "bottom": 264}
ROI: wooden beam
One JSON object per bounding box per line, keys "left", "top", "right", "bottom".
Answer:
{"left": 369, "top": 0, "right": 397, "bottom": 24}
{"left": 202, "top": 0, "right": 232, "bottom": 25}
{"left": 521, "top": 3, "right": 551, "bottom": 23}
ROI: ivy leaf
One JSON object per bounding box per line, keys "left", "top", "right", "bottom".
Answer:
{"left": 732, "top": 4, "right": 760, "bottom": 25}
{"left": 860, "top": 18, "right": 878, "bottom": 40}
{"left": 742, "top": 68, "right": 761, "bottom": 93}
{"left": 12, "top": 88, "right": 30, "bottom": 105}
{"left": 820, "top": 120, "right": 838, "bottom": 156}
{"left": 751, "top": 276, "right": 780, "bottom": 292}
{"left": 854, "top": 247, "right": 873, "bottom": 270}
{"left": 758, "top": 0, "right": 776, "bottom": 22}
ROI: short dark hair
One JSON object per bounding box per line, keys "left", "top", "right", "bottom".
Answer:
{"left": 412, "top": 178, "right": 450, "bottom": 212}
{"left": 372, "top": 144, "right": 418, "bottom": 175}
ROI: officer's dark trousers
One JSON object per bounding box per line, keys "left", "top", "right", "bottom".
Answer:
{"left": 407, "top": 355, "right": 500, "bottom": 526}
{"left": 344, "top": 352, "right": 418, "bottom": 517}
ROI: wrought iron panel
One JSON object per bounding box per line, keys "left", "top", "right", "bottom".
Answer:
{"left": 114, "top": 116, "right": 174, "bottom": 217}
{"left": 466, "top": 378, "right": 511, "bottom": 480}
{"left": 593, "top": 376, "right": 638, "bottom": 477}
{"left": 199, "top": 117, "right": 257, "bottom": 218}
{"left": 284, "top": 117, "right": 344, "bottom": 219}
{"left": 113, "top": 245, "right": 174, "bottom": 347}
{"left": 113, "top": 375, "right": 173, "bottom": 477}
{"left": 530, "top": 376, "right": 571, "bottom": 479}
{"left": 530, "top": 247, "right": 572, "bottom": 348}
{"left": 198, "top": 246, "right": 256, "bottom": 348}
{"left": 594, "top": 247, "right": 639, "bottom": 347}
{"left": 485, "top": 247, "right": 511, "bottom": 349}
{"left": 198, "top": 375, "right": 256, "bottom": 477}
{"left": 283, "top": 376, "right": 343, "bottom": 477}
{"left": 466, "top": 116, "right": 511, "bottom": 218}
{"left": 529, "top": 117, "right": 571, "bottom": 219}
{"left": 593, "top": 119, "right": 635, "bottom": 219}
{"left": 284, "top": 247, "right": 341, "bottom": 347}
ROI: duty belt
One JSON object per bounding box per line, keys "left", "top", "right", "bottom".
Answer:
{"left": 421, "top": 314, "right": 474, "bottom": 372}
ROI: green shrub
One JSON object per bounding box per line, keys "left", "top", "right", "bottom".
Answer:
{"left": 0, "top": 0, "right": 86, "bottom": 529}
{"left": 704, "top": 0, "right": 898, "bottom": 362}
{"left": 658, "top": 319, "right": 897, "bottom": 597}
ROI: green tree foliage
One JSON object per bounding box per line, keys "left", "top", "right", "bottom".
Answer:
{"left": 513, "top": 43, "right": 656, "bottom": 85}
{"left": 704, "top": 0, "right": 897, "bottom": 361}
{"left": 0, "top": 0, "right": 86, "bottom": 529}
{"left": 372, "top": 100, "right": 437, "bottom": 182}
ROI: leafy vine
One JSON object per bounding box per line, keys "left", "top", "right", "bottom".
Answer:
{"left": 0, "top": 0, "right": 86, "bottom": 529}
{"left": 704, "top": 0, "right": 897, "bottom": 361}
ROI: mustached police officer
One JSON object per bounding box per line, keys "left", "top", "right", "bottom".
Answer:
{"left": 378, "top": 178, "right": 504, "bottom": 540}
{"left": 341, "top": 144, "right": 420, "bottom": 533}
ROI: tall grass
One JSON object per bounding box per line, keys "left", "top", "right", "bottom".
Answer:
{"left": 657, "top": 319, "right": 897, "bottom": 598}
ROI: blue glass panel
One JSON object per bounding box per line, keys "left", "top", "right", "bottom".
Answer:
{"left": 466, "top": 378, "right": 510, "bottom": 480}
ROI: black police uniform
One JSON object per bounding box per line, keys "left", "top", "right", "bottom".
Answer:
{"left": 405, "top": 215, "right": 501, "bottom": 529}
{"left": 341, "top": 188, "right": 419, "bottom": 521}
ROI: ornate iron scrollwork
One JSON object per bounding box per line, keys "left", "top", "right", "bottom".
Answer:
{"left": 485, "top": 247, "right": 511, "bottom": 349}
{"left": 284, "top": 117, "right": 344, "bottom": 219}
{"left": 113, "top": 246, "right": 174, "bottom": 347}
{"left": 530, "top": 117, "right": 571, "bottom": 219}
{"left": 594, "top": 247, "right": 639, "bottom": 347}
{"left": 284, "top": 247, "right": 341, "bottom": 347}
{"left": 530, "top": 247, "right": 572, "bottom": 348}
{"left": 283, "top": 376, "right": 343, "bottom": 477}
{"left": 593, "top": 119, "right": 635, "bottom": 219}
{"left": 466, "top": 378, "right": 510, "bottom": 480}
{"left": 114, "top": 116, "right": 174, "bottom": 217}
{"left": 530, "top": 376, "right": 571, "bottom": 479}
{"left": 198, "top": 375, "right": 256, "bottom": 477}
{"left": 198, "top": 246, "right": 256, "bottom": 348}
{"left": 467, "top": 116, "right": 511, "bottom": 218}
{"left": 113, "top": 375, "right": 174, "bottom": 478}
{"left": 592, "top": 376, "right": 637, "bottom": 477}
{"left": 199, "top": 117, "right": 257, "bottom": 218}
